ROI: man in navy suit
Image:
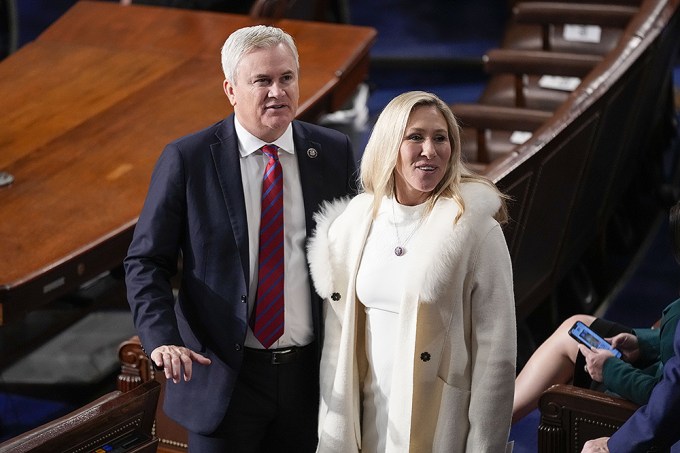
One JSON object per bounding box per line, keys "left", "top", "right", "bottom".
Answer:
{"left": 581, "top": 320, "right": 680, "bottom": 452}
{"left": 124, "top": 25, "right": 356, "bottom": 453}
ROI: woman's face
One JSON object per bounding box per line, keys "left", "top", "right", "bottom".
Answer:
{"left": 394, "top": 105, "right": 452, "bottom": 206}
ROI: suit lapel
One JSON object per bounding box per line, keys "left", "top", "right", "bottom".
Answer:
{"left": 293, "top": 121, "right": 325, "bottom": 237}
{"left": 212, "top": 117, "right": 249, "bottom": 284}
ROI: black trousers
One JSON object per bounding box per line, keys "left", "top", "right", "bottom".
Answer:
{"left": 188, "top": 343, "right": 319, "bottom": 453}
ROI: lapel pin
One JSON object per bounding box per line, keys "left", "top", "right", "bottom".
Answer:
{"left": 307, "top": 148, "right": 318, "bottom": 159}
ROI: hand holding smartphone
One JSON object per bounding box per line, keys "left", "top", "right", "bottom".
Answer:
{"left": 569, "top": 320, "right": 622, "bottom": 358}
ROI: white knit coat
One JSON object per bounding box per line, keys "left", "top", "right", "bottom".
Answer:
{"left": 307, "top": 182, "right": 516, "bottom": 453}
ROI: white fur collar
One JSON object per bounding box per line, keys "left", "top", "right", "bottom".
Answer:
{"left": 307, "top": 182, "right": 502, "bottom": 300}
{"left": 307, "top": 196, "right": 355, "bottom": 298}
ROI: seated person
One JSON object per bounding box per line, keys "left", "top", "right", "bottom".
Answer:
{"left": 582, "top": 320, "right": 680, "bottom": 452}
{"left": 512, "top": 200, "right": 680, "bottom": 424}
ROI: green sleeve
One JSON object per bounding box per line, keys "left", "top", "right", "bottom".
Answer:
{"left": 602, "top": 357, "right": 661, "bottom": 406}
{"left": 633, "top": 327, "right": 659, "bottom": 362}
{"left": 630, "top": 299, "right": 680, "bottom": 366}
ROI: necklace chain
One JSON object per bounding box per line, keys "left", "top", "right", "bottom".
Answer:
{"left": 391, "top": 198, "right": 426, "bottom": 256}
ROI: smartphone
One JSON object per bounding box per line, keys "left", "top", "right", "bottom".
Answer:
{"left": 568, "top": 320, "right": 622, "bottom": 358}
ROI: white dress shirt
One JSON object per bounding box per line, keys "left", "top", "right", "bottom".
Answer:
{"left": 234, "top": 117, "right": 313, "bottom": 349}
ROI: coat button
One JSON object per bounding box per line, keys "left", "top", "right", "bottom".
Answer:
{"left": 331, "top": 292, "right": 341, "bottom": 301}
{"left": 307, "top": 147, "right": 318, "bottom": 158}
{"left": 420, "top": 352, "right": 431, "bottom": 362}
{"left": 235, "top": 344, "right": 242, "bottom": 351}
{"left": 241, "top": 295, "right": 247, "bottom": 303}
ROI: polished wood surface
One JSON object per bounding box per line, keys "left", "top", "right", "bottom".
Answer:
{"left": 0, "top": 0, "right": 376, "bottom": 324}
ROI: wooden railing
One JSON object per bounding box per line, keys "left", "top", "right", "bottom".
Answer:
{"left": 454, "top": 0, "right": 680, "bottom": 320}
{"left": 0, "top": 380, "right": 160, "bottom": 453}
{"left": 451, "top": 0, "right": 679, "bottom": 449}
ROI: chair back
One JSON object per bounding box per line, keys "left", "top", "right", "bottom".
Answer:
{"left": 118, "top": 337, "right": 188, "bottom": 453}
{"left": 485, "top": 0, "right": 680, "bottom": 318}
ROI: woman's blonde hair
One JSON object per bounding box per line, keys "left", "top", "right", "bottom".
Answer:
{"left": 359, "top": 91, "right": 508, "bottom": 223}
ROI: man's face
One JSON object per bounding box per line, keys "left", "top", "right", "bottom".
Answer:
{"left": 224, "top": 43, "right": 299, "bottom": 143}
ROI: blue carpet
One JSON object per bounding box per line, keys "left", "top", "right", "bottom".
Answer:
{"left": 366, "top": 78, "right": 488, "bottom": 116}
{"left": 0, "top": 392, "right": 75, "bottom": 442}
{"left": 347, "top": 0, "right": 507, "bottom": 61}
{"left": 348, "top": 0, "right": 503, "bottom": 116}
{"left": 510, "top": 409, "right": 540, "bottom": 453}
{"left": 14, "top": 0, "right": 78, "bottom": 47}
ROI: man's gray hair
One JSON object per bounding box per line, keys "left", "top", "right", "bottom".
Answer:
{"left": 221, "top": 25, "right": 299, "bottom": 83}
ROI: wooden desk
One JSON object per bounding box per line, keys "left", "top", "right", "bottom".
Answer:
{"left": 0, "top": 0, "right": 376, "bottom": 324}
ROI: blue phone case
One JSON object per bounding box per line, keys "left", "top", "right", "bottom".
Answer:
{"left": 569, "top": 321, "right": 622, "bottom": 358}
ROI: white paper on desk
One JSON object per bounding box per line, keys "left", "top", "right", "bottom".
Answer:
{"left": 510, "top": 131, "right": 532, "bottom": 145}
{"left": 563, "top": 24, "right": 602, "bottom": 43}
{"left": 538, "top": 75, "right": 581, "bottom": 92}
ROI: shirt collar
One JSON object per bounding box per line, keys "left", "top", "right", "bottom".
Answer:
{"left": 234, "top": 117, "right": 295, "bottom": 157}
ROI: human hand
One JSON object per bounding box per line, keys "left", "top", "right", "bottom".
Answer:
{"left": 581, "top": 436, "right": 610, "bottom": 452}
{"left": 608, "top": 332, "right": 640, "bottom": 363}
{"left": 151, "top": 345, "right": 212, "bottom": 384}
{"left": 579, "top": 344, "right": 615, "bottom": 382}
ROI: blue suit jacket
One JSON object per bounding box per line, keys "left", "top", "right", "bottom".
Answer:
{"left": 608, "top": 319, "right": 680, "bottom": 452}
{"left": 124, "top": 115, "right": 356, "bottom": 434}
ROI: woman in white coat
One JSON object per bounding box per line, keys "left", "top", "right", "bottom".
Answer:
{"left": 307, "top": 91, "right": 516, "bottom": 452}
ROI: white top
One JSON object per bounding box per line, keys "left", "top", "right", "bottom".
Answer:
{"left": 356, "top": 196, "right": 428, "bottom": 453}
{"left": 235, "top": 117, "right": 313, "bottom": 349}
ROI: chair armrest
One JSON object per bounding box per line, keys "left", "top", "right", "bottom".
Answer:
{"left": 117, "top": 336, "right": 189, "bottom": 452}
{"left": 484, "top": 48, "right": 603, "bottom": 77}
{"left": 118, "top": 335, "right": 152, "bottom": 392}
{"left": 540, "top": 384, "right": 639, "bottom": 420}
{"left": 513, "top": 2, "right": 638, "bottom": 28}
{"left": 538, "top": 384, "right": 639, "bottom": 453}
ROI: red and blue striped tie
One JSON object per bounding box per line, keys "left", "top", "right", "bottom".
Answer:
{"left": 251, "top": 144, "right": 285, "bottom": 348}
